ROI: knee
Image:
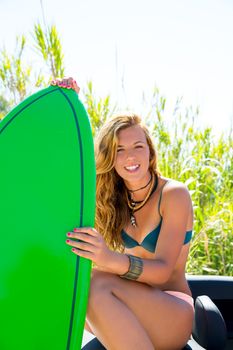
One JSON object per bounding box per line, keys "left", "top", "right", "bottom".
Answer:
{"left": 88, "top": 270, "right": 117, "bottom": 308}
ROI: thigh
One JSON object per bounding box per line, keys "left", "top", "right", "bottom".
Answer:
{"left": 89, "top": 270, "right": 194, "bottom": 350}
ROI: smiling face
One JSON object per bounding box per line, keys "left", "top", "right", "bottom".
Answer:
{"left": 114, "top": 125, "right": 151, "bottom": 188}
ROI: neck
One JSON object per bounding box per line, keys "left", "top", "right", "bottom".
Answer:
{"left": 125, "top": 172, "right": 159, "bottom": 226}
{"left": 125, "top": 172, "right": 153, "bottom": 201}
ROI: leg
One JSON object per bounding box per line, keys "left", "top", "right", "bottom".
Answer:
{"left": 85, "top": 320, "right": 94, "bottom": 334}
{"left": 87, "top": 277, "right": 154, "bottom": 350}
{"left": 86, "top": 271, "right": 194, "bottom": 350}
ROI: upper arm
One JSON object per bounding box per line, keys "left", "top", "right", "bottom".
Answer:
{"left": 154, "top": 182, "right": 192, "bottom": 278}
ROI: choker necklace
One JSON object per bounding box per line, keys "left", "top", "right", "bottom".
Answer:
{"left": 127, "top": 174, "right": 152, "bottom": 193}
{"left": 126, "top": 172, "right": 158, "bottom": 227}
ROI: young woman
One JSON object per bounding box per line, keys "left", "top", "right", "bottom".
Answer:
{"left": 52, "top": 78, "right": 194, "bottom": 350}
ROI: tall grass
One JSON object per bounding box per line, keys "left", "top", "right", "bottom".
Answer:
{"left": 2, "top": 79, "right": 232, "bottom": 276}
{"left": 86, "top": 86, "right": 233, "bottom": 276}
{"left": 145, "top": 88, "right": 233, "bottom": 276}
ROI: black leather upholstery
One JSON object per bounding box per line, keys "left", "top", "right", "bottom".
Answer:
{"left": 82, "top": 338, "right": 106, "bottom": 350}
{"left": 191, "top": 295, "right": 227, "bottom": 350}
{"left": 187, "top": 276, "right": 233, "bottom": 300}
{"left": 82, "top": 337, "right": 193, "bottom": 349}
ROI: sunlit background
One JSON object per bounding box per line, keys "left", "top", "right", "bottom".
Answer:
{"left": 1, "top": 0, "right": 233, "bottom": 135}
{"left": 1, "top": 0, "right": 233, "bottom": 345}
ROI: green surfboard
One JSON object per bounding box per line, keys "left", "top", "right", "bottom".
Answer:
{"left": 0, "top": 86, "right": 95, "bottom": 349}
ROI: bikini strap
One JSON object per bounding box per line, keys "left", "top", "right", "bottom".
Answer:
{"left": 158, "top": 180, "right": 171, "bottom": 217}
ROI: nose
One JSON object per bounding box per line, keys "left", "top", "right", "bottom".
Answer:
{"left": 126, "top": 148, "right": 136, "bottom": 160}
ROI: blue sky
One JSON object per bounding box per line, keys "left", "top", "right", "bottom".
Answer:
{"left": 1, "top": 0, "right": 233, "bottom": 135}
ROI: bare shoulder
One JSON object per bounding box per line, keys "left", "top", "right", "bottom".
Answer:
{"left": 164, "top": 179, "right": 189, "bottom": 194}
{"left": 160, "top": 178, "right": 192, "bottom": 212}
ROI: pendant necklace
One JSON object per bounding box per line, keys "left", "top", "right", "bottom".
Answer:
{"left": 126, "top": 172, "right": 158, "bottom": 227}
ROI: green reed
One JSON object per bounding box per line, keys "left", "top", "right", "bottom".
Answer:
{"left": 1, "top": 23, "right": 230, "bottom": 275}
{"left": 143, "top": 88, "right": 233, "bottom": 276}
{"left": 2, "top": 75, "right": 232, "bottom": 276}
{"left": 85, "top": 85, "right": 233, "bottom": 276}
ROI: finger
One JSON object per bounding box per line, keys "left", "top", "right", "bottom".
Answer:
{"left": 67, "top": 77, "right": 74, "bottom": 85}
{"left": 66, "top": 239, "right": 95, "bottom": 252}
{"left": 73, "top": 227, "right": 98, "bottom": 236}
{"left": 53, "top": 77, "right": 69, "bottom": 89}
{"left": 50, "top": 77, "right": 79, "bottom": 92}
{"left": 50, "top": 79, "right": 57, "bottom": 86}
{"left": 58, "top": 79, "right": 69, "bottom": 88}
{"left": 54, "top": 79, "right": 67, "bottom": 88}
{"left": 50, "top": 78, "right": 62, "bottom": 86}
{"left": 67, "top": 232, "right": 96, "bottom": 244}
{"left": 71, "top": 247, "right": 93, "bottom": 260}
{"left": 62, "top": 77, "right": 75, "bottom": 88}
{"left": 64, "top": 77, "right": 72, "bottom": 87}
{"left": 71, "top": 80, "right": 80, "bottom": 94}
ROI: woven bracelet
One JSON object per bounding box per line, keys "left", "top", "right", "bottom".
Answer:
{"left": 120, "top": 254, "right": 143, "bottom": 280}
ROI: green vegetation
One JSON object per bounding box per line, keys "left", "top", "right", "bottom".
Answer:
{"left": 144, "top": 89, "right": 233, "bottom": 276}
{"left": 0, "top": 23, "right": 64, "bottom": 112}
{"left": 0, "top": 24, "right": 232, "bottom": 276}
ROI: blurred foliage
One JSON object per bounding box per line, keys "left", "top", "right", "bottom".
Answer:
{"left": 0, "top": 23, "right": 64, "bottom": 110}
{"left": 83, "top": 81, "right": 115, "bottom": 137}
{"left": 34, "top": 23, "right": 64, "bottom": 79}
{"left": 143, "top": 88, "right": 233, "bottom": 276}
{"left": 0, "top": 35, "right": 32, "bottom": 105}
{"left": 0, "top": 23, "right": 232, "bottom": 276}
{"left": 0, "top": 95, "right": 11, "bottom": 120}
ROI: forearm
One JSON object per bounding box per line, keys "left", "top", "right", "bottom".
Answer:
{"left": 137, "top": 258, "right": 170, "bottom": 285}
{"left": 97, "top": 250, "right": 130, "bottom": 275}
{"left": 99, "top": 251, "right": 170, "bottom": 285}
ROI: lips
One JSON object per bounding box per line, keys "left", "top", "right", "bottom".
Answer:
{"left": 124, "top": 164, "right": 140, "bottom": 172}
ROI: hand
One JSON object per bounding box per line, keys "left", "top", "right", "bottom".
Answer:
{"left": 50, "top": 77, "right": 80, "bottom": 94}
{"left": 66, "top": 227, "right": 113, "bottom": 268}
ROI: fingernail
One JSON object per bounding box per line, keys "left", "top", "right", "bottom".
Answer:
{"left": 72, "top": 248, "right": 75, "bottom": 252}
{"left": 67, "top": 232, "right": 71, "bottom": 236}
{"left": 66, "top": 239, "right": 70, "bottom": 243}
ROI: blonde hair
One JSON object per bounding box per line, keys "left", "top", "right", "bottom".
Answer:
{"left": 95, "top": 112, "right": 160, "bottom": 251}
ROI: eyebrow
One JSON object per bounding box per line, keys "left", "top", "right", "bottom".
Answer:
{"left": 117, "top": 141, "right": 145, "bottom": 148}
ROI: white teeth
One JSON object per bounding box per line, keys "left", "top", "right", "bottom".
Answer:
{"left": 125, "top": 165, "right": 139, "bottom": 171}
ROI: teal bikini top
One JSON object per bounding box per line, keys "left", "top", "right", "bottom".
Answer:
{"left": 121, "top": 181, "right": 192, "bottom": 253}
{"left": 121, "top": 219, "right": 192, "bottom": 253}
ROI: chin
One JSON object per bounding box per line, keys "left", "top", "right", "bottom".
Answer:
{"left": 123, "top": 171, "right": 145, "bottom": 183}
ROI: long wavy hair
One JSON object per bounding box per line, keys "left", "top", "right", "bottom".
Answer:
{"left": 95, "top": 112, "right": 160, "bottom": 251}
